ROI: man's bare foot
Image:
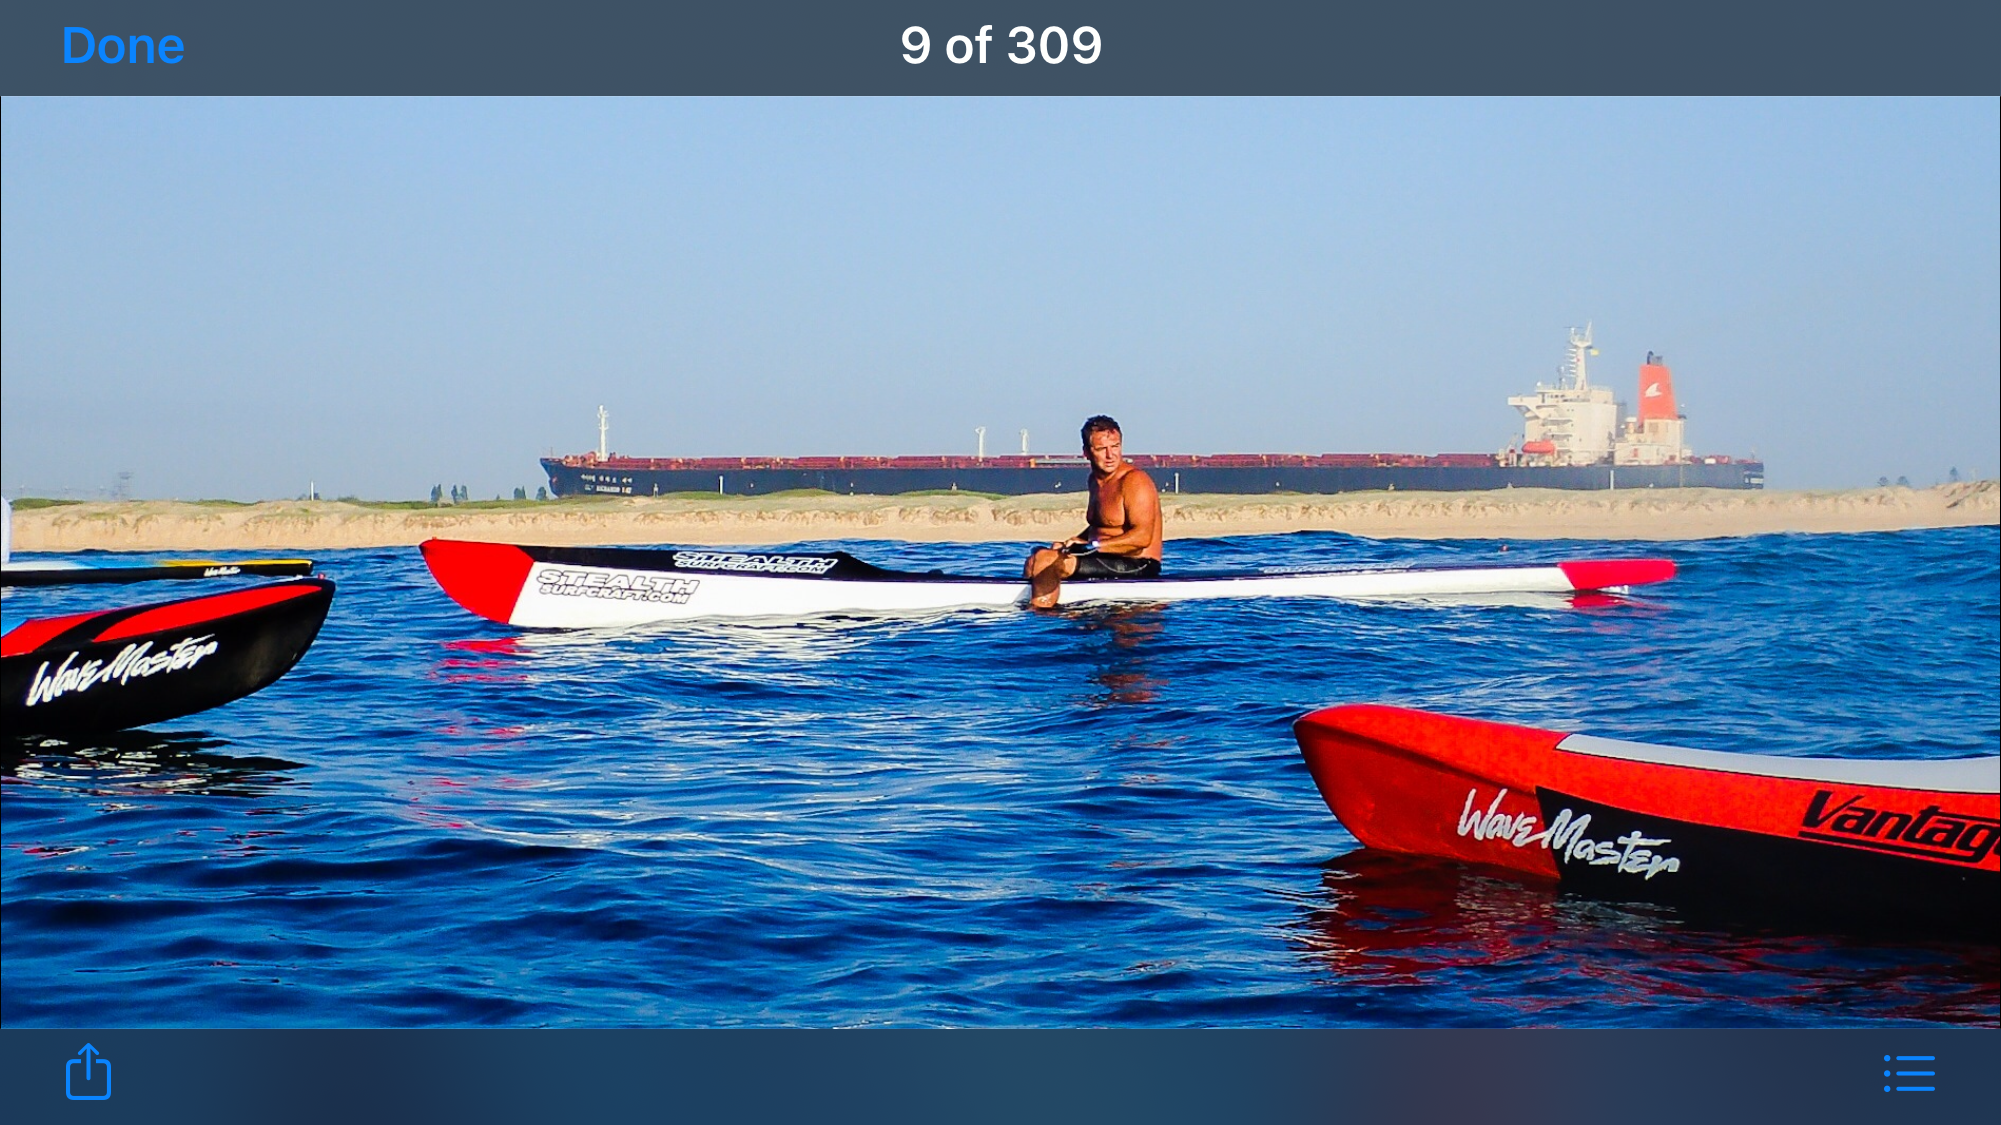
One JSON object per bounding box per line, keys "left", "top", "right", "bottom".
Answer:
{"left": 1025, "top": 547, "right": 1073, "bottom": 608}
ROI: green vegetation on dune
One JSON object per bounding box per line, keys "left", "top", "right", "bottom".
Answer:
{"left": 8, "top": 498, "right": 81, "bottom": 510}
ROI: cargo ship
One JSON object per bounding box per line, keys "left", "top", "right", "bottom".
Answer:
{"left": 542, "top": 327, "right": 1763, "bottom": 498}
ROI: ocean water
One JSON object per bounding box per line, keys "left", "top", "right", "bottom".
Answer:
{"left": 3, "top": 527, "right": 1995, "bottom": 1027}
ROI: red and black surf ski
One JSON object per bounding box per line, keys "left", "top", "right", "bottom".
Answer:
{"left": 1293, "top": 704, "right": 1999, "bottom": 933}
{"left": 3, "top": 578, "right": 335, "bottom": 737}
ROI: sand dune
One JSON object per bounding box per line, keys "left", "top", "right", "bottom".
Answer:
{"left": 7, "top": 481, "right": 1994, "bottom": 553}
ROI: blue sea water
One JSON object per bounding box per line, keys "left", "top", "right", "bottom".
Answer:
{"left": 3, "top": 527, "right": 1996, "bottom": 1027}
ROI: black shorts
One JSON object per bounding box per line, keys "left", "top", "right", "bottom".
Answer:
{"left": 1069, "top": 552, "right": 1161, "bottom": 580}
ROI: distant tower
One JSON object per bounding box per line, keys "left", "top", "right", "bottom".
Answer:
{"left": 975, "top": 426, "right": 987, "bottom": 460}
{"left": 597, "top": 406, "right": 609, "bottom": 460}
{"left": 1019, "top": 429, "right": 1029, "bottom": 456}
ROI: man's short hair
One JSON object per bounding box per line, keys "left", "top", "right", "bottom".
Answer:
{"left": 1080, "top": 415, "right": 1122, "bottom": 445}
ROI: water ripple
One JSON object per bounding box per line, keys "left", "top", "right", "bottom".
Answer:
{"left": 4, "top": 527, "right": 1995, "bottom": 1025}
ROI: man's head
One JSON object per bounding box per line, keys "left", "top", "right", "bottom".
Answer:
{"left": 1080, "top": 415, "right": 1123, "bottom": 473}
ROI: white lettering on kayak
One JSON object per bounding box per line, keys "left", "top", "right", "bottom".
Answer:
{"left": 1455, "top": 787, "right": 1681, "bottom": 880}
{"left": 537, "top": 568, "right": 701, "bottom": 605}
{"left": 670, "top": 552, "right": 839, "bottom": 576}
{"left": 25, "top": 635, "right": 220, "bottom": 707}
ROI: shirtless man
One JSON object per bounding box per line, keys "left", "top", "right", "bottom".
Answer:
{"left": 1023, "top": 415, "right": 1163, "bottom": 609}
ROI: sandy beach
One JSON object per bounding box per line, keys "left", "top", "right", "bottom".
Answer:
{"left": 6, "top": 481, "right": 1993, "bottom": 553}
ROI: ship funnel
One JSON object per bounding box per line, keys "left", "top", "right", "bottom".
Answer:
{"left": 1638, "top": 353, "right": 1678, "bottom": 422}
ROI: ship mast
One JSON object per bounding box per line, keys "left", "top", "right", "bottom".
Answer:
{"left": 1566, "top": 322, "right": 1597, "bottom": 389}
{"left": 597, "top": 406, "right": 609, "bottom": 460}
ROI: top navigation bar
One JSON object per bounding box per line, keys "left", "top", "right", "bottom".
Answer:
{"left": 6, "top": 0, "right": 1998, "bottom": 95}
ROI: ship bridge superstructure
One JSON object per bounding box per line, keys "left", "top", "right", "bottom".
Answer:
{"left": 1507, "top": 325, "right": 1698, "bottom": 468}
{"left": 1508, "top": 324, "right": 1620, "bottom": 467}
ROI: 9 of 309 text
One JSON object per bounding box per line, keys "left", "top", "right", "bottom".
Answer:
{"left": 901, "top": 25, "right": 1101, "bottom": 65}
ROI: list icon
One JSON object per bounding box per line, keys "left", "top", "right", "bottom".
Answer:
{"left": 1883, "top": 1054, "right": 1936, "bottom": 1093}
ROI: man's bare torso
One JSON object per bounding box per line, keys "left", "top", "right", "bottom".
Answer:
{"left": 1087, "top": 463, "right": 1164, "bottom": 561}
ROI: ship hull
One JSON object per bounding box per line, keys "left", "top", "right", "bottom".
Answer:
{"left": 542, "top": 460, "right": 1765, "bottom": 498}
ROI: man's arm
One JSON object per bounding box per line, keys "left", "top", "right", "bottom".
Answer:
{"left": 1050, "top": 526, "right": 1095, "bottom": 550}
{"left": 1095, "top": 472, "right": 1160, "bottom": 555}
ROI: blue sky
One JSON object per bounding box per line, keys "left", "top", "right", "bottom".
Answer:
{"left": 3, "top": 97, "right": 1995, "bottom": 499}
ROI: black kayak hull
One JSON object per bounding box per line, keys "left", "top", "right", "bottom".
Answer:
{"left": 3, "top": 578, "right": 335, "bottom": 737}
{"left": 1, "top": 558, "right": 315, "bottom": 587}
